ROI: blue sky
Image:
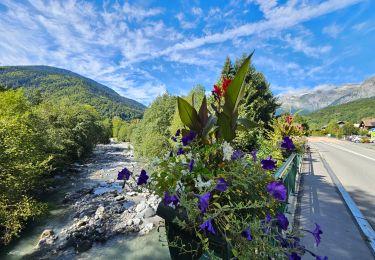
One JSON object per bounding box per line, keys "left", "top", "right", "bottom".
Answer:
{"left": 1, "top": 0, "right": 374, "bottom": 105}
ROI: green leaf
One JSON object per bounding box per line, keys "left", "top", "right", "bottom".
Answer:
{"left": 177, "top": 97, "right": 201, "bottom": 131}
{"left": 223, "top": 52, "right": 253, "bottom": 116}
{"left": 217, "top": 113, "right": 235, "bottom": 141}
{"left": 198, "top": 96, "right": 208, "bottom": 126}
{"left": 202, "top": 115, "right": 217, "bottom": 138}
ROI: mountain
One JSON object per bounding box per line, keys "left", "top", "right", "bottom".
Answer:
{"left": 278, "top": 76, "right": 375, "bottom": 113}
{"left": 305, "top": 97, "right": 375, "bottom": 128}
{"left": 0, "top": 66, "right": 145, "bottom": 119}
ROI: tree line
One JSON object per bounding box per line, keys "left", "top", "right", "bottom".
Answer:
{"left": 0, "top": 88, "right": 110, "bottom": 244}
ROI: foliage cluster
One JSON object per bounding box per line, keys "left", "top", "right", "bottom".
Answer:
{"left": 125, "top": 56, "right": 322, "bottom": 259}
{"left": 0, "top": 89, "right": 110, "bottom": 244}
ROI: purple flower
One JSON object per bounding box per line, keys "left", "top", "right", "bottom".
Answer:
{"left": 310, "top": 223, "right": 323, "bottom": 247}
{"left": 199, "top": 218, "right": 216, "bottom": 234}
{"left": 251, "top": 148, "right": 258, "bottom": 162}
{"left": 281, "top": 136, "right": 295, "bottom": 151}
{"left": 266, "top": 213, "right": 272, "bottom": 223}
{"left": 176, "top": 147, "right": 184, "bottom": 155}
{"left": 231, "top": 149, "right": 245, "bottom": 160}
{"left": 117, "top": 167, "right": 131, "bottom": 180}
{"left": 266, "top": 181, "right": 287, "bottom": 201}
{"left": 181, "top": 131, "right": 196, "bottom": 146}
{"left": 261, "top": 156, "right": 276, "bottom": 171}
{"left": 316, "top": 256, "right": 328, "bottom": 260}
{"left": 241, "top": 228, "right": 252, "bottom": 241}
{"left": 137, "top": 169, "right": 149, "bottom": 185}
{"left": 288, "top": 252, "right": 301, "bottom": 260}
{"left": 188, "top": 159, "right": 195, "bottom": 172}
{"left": 171, "top": 136, "right": 177, "bottom": 142}
{"left": 261, "top": 214, "right": 272, "bottom": 234}
{"left": 276, "top": 212, "right": 289, "bottom": 230}
{"left": 215, "top": 178, "right": 229, "bottom": 192}
{"left": 195, "top": 191, "right": 211, "bottom": 213}
{"left": 175, "top": 129, "right": 181, "bottom": 136}
{"left": 163, "top": 191, "right": 179, "bottom": 206}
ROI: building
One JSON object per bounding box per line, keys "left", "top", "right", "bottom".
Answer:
{"left": 359, "top": 118, "right": 375, "bottom": 130}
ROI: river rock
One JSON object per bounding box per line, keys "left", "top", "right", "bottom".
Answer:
{"left": 115, "top": 195, "right": 125, "bottom": 201}
{"left": 132, "top": 218, "right": 142, "bottom": 227}
{"left": 75, "top": 239, "right": 92, "bottom": 253}
{"left": 135, "top": 201, "right": 147, "bottom": 213}
{"left": 94, "top": 206, "right": 105, "bottom": 219}
{"left": 139, "top": 223, "right": 154, "bottom": 235}
{"left": 143, "top": 207, "right": 156, "bottom": 218}
{"left": 38, "top": 229, "right": 57, "bottom": 247}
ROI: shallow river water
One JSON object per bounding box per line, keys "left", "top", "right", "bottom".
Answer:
{"left": 0, "top": 142, "right": 170, "bottom": 260}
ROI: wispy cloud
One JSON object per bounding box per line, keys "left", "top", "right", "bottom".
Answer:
{"left": 0, "top": 0, "right": 371, "bottom": 104}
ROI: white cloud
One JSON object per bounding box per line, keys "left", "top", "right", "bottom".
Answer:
{"left": 176, "top": 12, "right": 197, "bottom": 29}
{"left": 191, "top": 7, "right": 203, "bottom": 16}
{"left": 322, "top": 23, "right": 343, "bottom": 38}
{"left": 283, "top": 34, "right": 332, "bottom": 57}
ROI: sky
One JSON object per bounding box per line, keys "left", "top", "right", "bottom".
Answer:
{"left": 1, "top": 0, "right": 375, "bottom": 105}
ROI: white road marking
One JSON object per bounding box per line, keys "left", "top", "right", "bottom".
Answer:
{"left": 322, "top": 142, "right": 375, "bottom": 162}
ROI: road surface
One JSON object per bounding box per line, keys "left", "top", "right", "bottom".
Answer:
{"left": 309, "top": 137, "right": 375, "bottom": 229}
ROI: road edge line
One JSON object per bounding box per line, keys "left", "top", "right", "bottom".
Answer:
{"left": 318, "top": 151, "right": 375, "bottom": 255}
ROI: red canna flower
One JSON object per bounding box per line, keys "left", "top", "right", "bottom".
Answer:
{"left": 286, "top": 116, "right": 293, "bottom": 125}
{"left": 222, "top": 78, "right": 232, "bottom": 92}
{"left": 212, "top": 84, "right": 223, "bottom": 98}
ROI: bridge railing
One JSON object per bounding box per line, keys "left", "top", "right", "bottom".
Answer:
{"left": 274, "top": 153, "right": 303, "bottom": 212}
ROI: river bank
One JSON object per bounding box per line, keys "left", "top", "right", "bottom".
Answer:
{"left": 1, "top": 141, "right": 170, "bottom": 260}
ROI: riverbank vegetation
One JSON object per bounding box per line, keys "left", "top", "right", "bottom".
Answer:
{"left": 0, "top": 88, "right": 110, "bottom": 245}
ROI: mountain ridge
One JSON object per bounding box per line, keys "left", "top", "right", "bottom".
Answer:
{"left": 0, "top": 65, "right": 145, "bottom": 119}
{"left": 278, "top": 75, "right": 375, "bottom": 113}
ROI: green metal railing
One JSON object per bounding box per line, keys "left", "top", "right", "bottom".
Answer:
{"left": 274, "top": 153, "right": 303, "bottom": 212}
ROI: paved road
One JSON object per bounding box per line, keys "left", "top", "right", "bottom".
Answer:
{"left": 309, "top": 137, "right": 375, "bottom": 229}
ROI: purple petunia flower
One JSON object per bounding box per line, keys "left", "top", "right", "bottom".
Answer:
{"left": 316, "top": 256, "right": 328, "bottom": 260}
{"left": 199, "top": 218, "right": 216, "bottom": 234}
{"left": 137, "top": 169, "right": 149, "bottom": 185}
{"left": 261, "top": 156, "right": 276, "bottom": 171}
{"left": 276, "top": 212, "right": 289, "bottom": 230}
{"left": 176, "top": 147, "right": 184, "bottom": 155}
{"left": 215, "top": 178, "right": 229, "bottom": 192}
{"left": 163, "top": 191, "right": 179, "bottom": 206}
{"left": 266, "top": 181, "right": 287, "bottom": 201}
{"left": 181, "top": 131, "right": 197, "bottom": 146}
{"left": 288, "top": 252, "right": 301, "bottom": 260}
{"left": 281, "top": 136, "right": 295, "bottom": 151}
{"left": 241, "top": 228, "right": 252, "bottom": 241}
{"left": 175, "top": 129, "right": 181, "bottom": 137}
{"left": 310, "top": 223, "right": 323, "bottom": 247}
{"left": 251, "top": 148, "right": 258, "bottom": 162}
{"left": 171, "top": 136, "right": 177, "bottom": 142}
{"left": 195, "top": 191, "right": 211, "bottom": 213}
{"left": 231, "top": 149, "right": 245, "bottom": 160}
{"left": 117, "top": 167, "right": 131, "bottom": 180}
{"left": 188, "top": 159, "right": 195, "bottom": 172}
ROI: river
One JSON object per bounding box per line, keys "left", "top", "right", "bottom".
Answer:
{"left": 0, "top": 141, "right": 170, "bottom": 260}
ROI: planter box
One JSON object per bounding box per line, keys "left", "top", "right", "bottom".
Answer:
{"left": 156, "top": 203, "right": 231, "bottom": 260}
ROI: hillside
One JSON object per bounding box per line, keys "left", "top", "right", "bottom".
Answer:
{"left": 305, "top": 97, "right": 375, "bottom": 128}
{"left": 279, "top": 75, "right": 375, "bottom": 113}
{"left": 0, "top": 66, "right": 145, "bottom": 119}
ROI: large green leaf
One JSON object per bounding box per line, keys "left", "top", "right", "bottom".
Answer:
{"left": 223, "top": 52, "right": 253, "bottom": 116}
{"left": 198, "top": 96, "right": 208, "bottom": 126}
{"left": 202, "top": 115, "right": 217, "bottom": 138}
{"left": 217, "top": 113, "right": 235, "bottom": 142}
{"left": 177, "top": 97, "right": 201, "bottom": 131}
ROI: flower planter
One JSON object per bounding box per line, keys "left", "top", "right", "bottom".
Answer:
{"left": 156, "top": 203, "right": 231, "bottom": 260}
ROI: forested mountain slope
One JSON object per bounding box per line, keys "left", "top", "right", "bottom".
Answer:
{"left": 305, "top": 97, "right": 375, "bottom": 128}
{"left": 0, "top": 66, "right": 145, "bottom": 119}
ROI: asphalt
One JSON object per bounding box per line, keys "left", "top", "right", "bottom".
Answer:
{"left": 296, "top": 137, "right": 374, "bottom": 259}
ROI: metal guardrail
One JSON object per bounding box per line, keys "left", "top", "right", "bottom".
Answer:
{"left": 274, "top": 153, "right": 302, "bottom": 212}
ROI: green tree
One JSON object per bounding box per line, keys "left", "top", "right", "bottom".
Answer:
{"left": 131, "top": 93, "right": 177, "bottom": 158}
{"left": 342, "top": 122, "right": 358, "bottom": 136}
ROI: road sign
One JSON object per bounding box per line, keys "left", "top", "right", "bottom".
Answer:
{"left": 371, "top": 128, "right": 375, "bottom": 142}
